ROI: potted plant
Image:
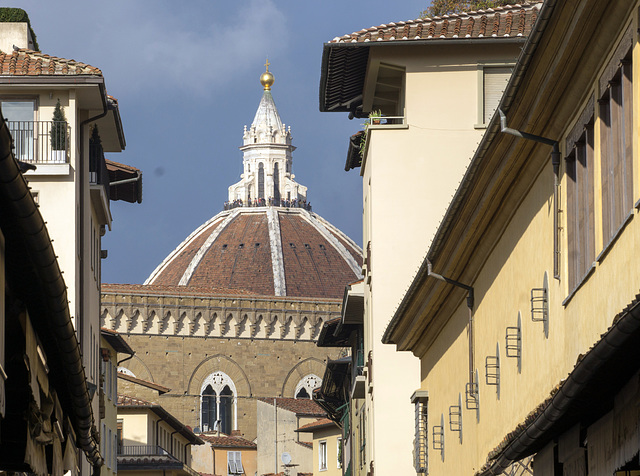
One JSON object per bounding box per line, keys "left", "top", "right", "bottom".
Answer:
{"left": 359, "top": 110, "right": 383, "bottom": 158}
{"left": 50, "top": 98, "right": 67, "bottom": 163}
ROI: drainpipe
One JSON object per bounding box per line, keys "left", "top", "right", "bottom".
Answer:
{"left": 499, "top": 110, "right": 561, "bottom": 279}
{"left": 274, "top": 398, "right": 278, "bottom": 474}
{"left": 169, "top": 429, "right": 178, "bottom": 457}
{"left": 426, "top": 261, "right": 475, "bottom": 387}
{"left": 117, "top": 352, "right": 135, "bottom": 367}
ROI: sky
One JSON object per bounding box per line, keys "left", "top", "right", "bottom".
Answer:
{"left": 11, "top": 0, "right": 429, "bottom": 284}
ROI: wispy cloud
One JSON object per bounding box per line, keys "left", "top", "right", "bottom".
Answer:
{"left": 19, "top": 0, "right": 288, "bottom": 96}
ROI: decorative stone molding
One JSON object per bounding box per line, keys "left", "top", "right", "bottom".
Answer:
{"left": 102, "top": 289, "right": 341, "bottom": 342}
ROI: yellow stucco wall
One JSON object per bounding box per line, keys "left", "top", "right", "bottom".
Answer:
{"left": 416, "top": 5, "right": 640, "bottom": 474}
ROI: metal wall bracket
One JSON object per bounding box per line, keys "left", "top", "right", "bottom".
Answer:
{"left": 531, "top": 272, "right": 550, "bottom": 338}
{"left": 485, "top": 343, "right": 500, "bottom": 399}
{"left": 432, "top": 413, "right": 445, "bottom": 461}
{"left": 506, "top": 312, "right": 522, "bottom": 374}
{"left": 448, "top": 393, "right": 463, "bottom": 444}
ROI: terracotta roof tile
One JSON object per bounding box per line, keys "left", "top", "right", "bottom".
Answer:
{"left": 144, "top": 208, "right": 362, "bottom": 300}
{"left": 0, "top": 48, "right": 102, "bottom": 76}
{"left": 296, "top": 418, "right": 337, "bottom": 432}
{"left": 296, "top": 441, "right": 312, "bottom": 450}
{"left": 198, "top": 434, "right": 256, "bottom": 448}
{"left": 117, "top": 394, "right": 154, "bottom": 406}
{"left": 258, "top": 397, "right": 326, "bottom": 417}
{"left": 329, "top": 3, "right": 541, "bottom": 44}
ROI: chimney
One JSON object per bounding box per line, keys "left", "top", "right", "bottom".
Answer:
{"left": 0, "top": 9, "right": 36, "bottom": 53}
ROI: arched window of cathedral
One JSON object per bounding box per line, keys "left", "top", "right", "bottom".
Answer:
{"left": 117, "top": 367, "right": 135, "bottom": 377}
{"left": 295, "top": 374, "right": 322, "bottom": 399}
{"left": 200, "top": 371, "right": 237, "bottom": 434}
{"left": 273, "top": 163, "right": 280, "bottom": 201}
{"left": 258, "top": 163, "right": 264, "bottom": 198}
{"left": 202, "top": 385, "right": 217, "bottom": 432}
{"left": 219, "top": 385, "right": 233, "bottom": 434}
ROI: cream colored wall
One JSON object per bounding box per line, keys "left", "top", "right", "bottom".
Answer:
{"left": 191, "top": 445, "right": 257, "bottom": 476}
{"left": 418, "top": 11, "right": 640, "bottom": 474}
{"left": 360, "top": 42, "right": 523, "bottom": 475}
{"left": 312, "top": 427, "right": 342, "bottom": 476}
{"left": 120, "top": 412, "right": 149, "bottom": 446}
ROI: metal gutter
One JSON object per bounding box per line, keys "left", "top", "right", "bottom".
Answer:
{"left": 382, "top": 0, "right": 557, "bottom": 346}
{"left": 0, "top": 111, "right": 102, "bottom": 466}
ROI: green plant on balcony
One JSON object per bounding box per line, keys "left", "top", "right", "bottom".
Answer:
{"left": 50, "top": 99, "right": 67, "bottom": 162}
{"left": 359, "top": 110, "right": 382, "bottom": 158}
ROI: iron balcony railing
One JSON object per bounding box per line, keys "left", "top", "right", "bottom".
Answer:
{"left": 7, "top": 120, "right": 70, "bottom": 164}
{"left": 118, "top": 445, "right": 170, "bottom": 457}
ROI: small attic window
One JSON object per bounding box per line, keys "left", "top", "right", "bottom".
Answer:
{"left": 304, "top": 244, "right": 311, "bottom": 249}
{"left": 255, "top": 243, "right": 260, "bottom": 247}
{"left": 289, "top": 243, "right": 296, "bottom": 248}
{"left": 319, "top": 244, "right": 326, "bottom": 250}
{"left": 222, "top": 244, "right": 228, "bottom": 250}
{"left": 238, "top": 243, "right": 244, "bottom": 249}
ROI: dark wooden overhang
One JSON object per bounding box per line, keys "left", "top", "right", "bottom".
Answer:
{"left": 313, "top": 357, "right": 351, "bottom": 423}
{"left": 106, "top": 159, "right": 142, "bottom": 203}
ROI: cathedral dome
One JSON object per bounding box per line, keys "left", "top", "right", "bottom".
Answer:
{"left": 144, "top": 207, "right": 362, "bottom": 299}
{"left": 145, "top": 64, "right": 362, "bottom": 299}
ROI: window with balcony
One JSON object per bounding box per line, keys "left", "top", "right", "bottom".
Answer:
{"left": 565, "top": 105, "right": 595, "bottom": 293}
{"left": 1, "top": 99, "right": 69, "bottom": 164}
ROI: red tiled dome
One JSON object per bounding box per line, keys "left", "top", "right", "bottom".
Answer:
{"left": 145, "top": 207, "right": 362, "bottom": 299}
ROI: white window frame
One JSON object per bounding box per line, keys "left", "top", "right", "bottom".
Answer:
{"left": 475, "top": 62, "right": 515, "bottom": 129}
{"left": 227, "top": 451, "right": 243, "bottom": 475}
{"left": 319, "top": 440, "right": 328, "bottom": 471}
{"left": 337, "top": 437, "right": 342, "bottom": 469}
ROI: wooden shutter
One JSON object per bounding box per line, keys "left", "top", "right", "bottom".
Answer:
{"left": 483, "top": 67, "right": 512, "bottom": 124}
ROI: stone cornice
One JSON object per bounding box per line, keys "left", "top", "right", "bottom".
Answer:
{"left": 101, "top": 291, "right": 341, "bottom": 341}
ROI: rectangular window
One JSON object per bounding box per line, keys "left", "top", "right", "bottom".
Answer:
{"left": 600, "top": 53, "right": 633, "bottom": 246}
{"left": 228, "top": 451, "right": 243, "bottom": 475}
{"left": 0, "top": 99, "right": 36, "bottom": 162}
{"left": 480, "top": 66, "right": 512, "bottom": 125}
{"left": 337, "top": 437, "right": 342, "bottom": 468}
{"left": 319, "top": 440, "right": 328, "bottom": 471}
{"left": 412, "top": 391, "right": 429, "bottom": 474}
{"left": 566, "top": 115, "right": 595, "bottom": 292}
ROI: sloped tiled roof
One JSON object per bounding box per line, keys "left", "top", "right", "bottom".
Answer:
{"left": 117, "top": 394, "right": 154, "bottom": 407}
{"left": 199, "top": 433, "right": 257, "bottom": 449}
{"left": 329, "top": 3, "right": 541, "bottom": 44}
{"left": 258, "top": 397, "right": 326, "bottom": 417}
{"left": 117, "top": 372, "right": 171, "bottom": 394}
{"left": 296, "top": 418, "right": 337, "bottom": 432}
{"left": 0, "top": 48, "right": 102, "bottom": 76}
{"left": 296, "top": 440, "right": 313, "bottom": 450}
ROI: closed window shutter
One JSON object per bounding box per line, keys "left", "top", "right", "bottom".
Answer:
{"left": 228, "top": 451, "right": 237, "bottom": 474}
{"left": 236, "top": 451, "right": 243, "bottom": 473}
{"left": 483, "top": 67, "right": 512, "bottom": 124}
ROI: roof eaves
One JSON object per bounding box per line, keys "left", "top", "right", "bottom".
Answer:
{"left": 382, "top": 0, "right": 557, "bottom": 347}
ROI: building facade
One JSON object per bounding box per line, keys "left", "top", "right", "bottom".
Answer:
{"left": 0, "top": 9, "right": 142, "bottom": 476}
{"left": 317, "top": 4, "right": 541, "bottom": 475}
{"left": 384, "top": 0, "right": 640, "bottom": 474}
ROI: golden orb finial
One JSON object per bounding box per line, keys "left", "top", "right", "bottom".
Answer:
{"left": 260, "top": 59, "right": 274, "bottom": 90}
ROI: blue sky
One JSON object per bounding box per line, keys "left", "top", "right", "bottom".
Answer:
{"left": 11, "top": 1, "right": 428, "bottom": 284}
